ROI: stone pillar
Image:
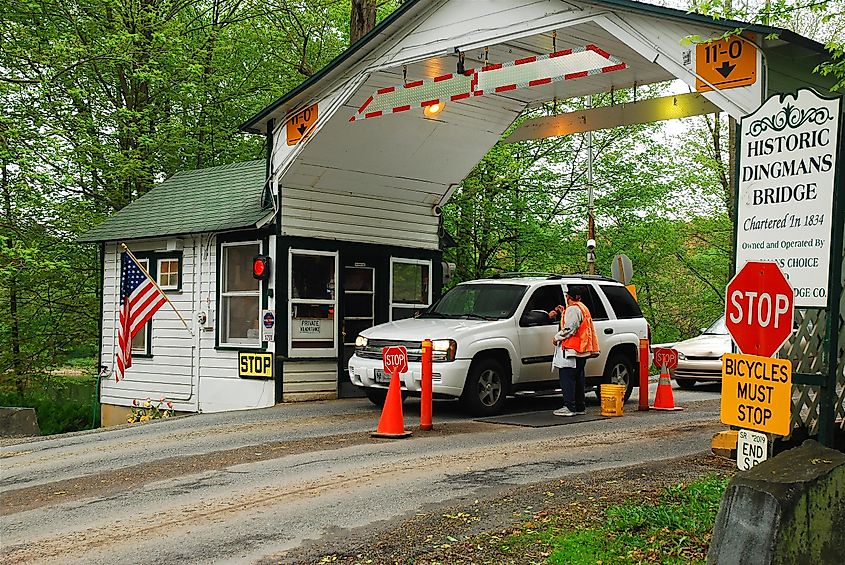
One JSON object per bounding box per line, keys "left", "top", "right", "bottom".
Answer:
{"left": 708, "top": 440, "right": 845, "bottom": 565}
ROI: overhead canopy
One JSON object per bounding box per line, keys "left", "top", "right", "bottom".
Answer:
{"left": 240, "top": 0, "right": 831, "bottom": 250}
{"left": 79, "top": 160, "right": 272, "bottom": 243}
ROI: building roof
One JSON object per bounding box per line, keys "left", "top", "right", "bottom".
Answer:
{"left": 78, "top": 160, "right": 271, "bottom": 243}
{"left": 239, "top": 0, "right": 826, "bottom": 134}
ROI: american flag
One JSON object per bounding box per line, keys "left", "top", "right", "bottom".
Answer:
{"left": 115, "top": 252, "right": 167, "bottom": 382}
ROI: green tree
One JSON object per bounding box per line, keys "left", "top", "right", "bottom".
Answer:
{"left": 0, "top": 0, "right": 369, "bottom": 388}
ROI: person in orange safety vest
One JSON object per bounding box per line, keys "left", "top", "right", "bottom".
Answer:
{"left": 548, "top": 285, "right": 599, "bottom": 417}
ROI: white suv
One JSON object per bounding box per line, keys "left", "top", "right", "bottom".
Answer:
{"left": 348, "top": 275, "right": 650, "bottom": 416}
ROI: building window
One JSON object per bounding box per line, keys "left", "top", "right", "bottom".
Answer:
{"left": 390, "top": 258, "right": 431, "bottom": 321}
{"left": 131, "top": 258, "right": 151, "bottom": 355}
{"left": 220, "top": 241, "right": 261, "bottom": 347}
{"left": 157, "top": 258, "right": 180, "bottom": 290}
{"left": 289, "top": 250, "right": 337, "bottom": 356}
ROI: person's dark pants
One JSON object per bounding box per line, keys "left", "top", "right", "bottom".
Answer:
{"left": 558, "top": 357, "right": 587, "bottom": 412}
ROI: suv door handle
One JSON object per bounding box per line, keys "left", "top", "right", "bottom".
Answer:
{"left": 604, "top": 328, "right": 614, "bottom": 334}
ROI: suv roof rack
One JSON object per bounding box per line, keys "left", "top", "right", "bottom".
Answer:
{"left": 489, "top": 272, "right": 619, "bottom": 283}
{"left": 491, "top": 272, "right": 560, "bottom": 279}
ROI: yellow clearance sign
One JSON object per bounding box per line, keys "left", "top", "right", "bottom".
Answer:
{"left": 720, "top": 352, "right": 791, "bottom": 436}
{"left": 286, "top": 104, "right": 318, "bottom": 146}
{"left": 239, "top": 352, "right": 274, "bottom": 379}
{"left": 696, "top": 36, "right": 757, "bottom": 92}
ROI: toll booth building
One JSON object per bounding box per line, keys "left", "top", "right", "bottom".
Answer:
{"left": 82, "top": 0, "right": 834, "bottom": 422}
{"left": 80, "top": 159, "right": 445, "bottom": 424}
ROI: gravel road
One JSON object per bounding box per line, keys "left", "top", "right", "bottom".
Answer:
{"left": 1, "top": 384, "right": 724, "bottom": 564}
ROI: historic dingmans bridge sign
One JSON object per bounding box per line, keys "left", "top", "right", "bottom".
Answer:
{"left": 735, "top": 88, "right": 841, "bottom": 308}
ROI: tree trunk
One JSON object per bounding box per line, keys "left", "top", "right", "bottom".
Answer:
{"left": 350, "top": 0, "right": 376, "bottom": 44}
{"left": 1, "top": 161, "right": 23, "bottom": 393}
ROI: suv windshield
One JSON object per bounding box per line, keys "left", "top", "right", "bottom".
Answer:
{"left": 421, "top": 284, "right": 528, "bottom": 320}
{"left": 704, "top": 316, "right": 728, "bottom": 335}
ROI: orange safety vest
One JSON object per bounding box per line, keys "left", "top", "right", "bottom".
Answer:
{"left": 561, "top": 301, "right": 599, "bottom": 355}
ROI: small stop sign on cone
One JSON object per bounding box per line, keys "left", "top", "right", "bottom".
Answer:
{"left": 725, "top": 261, "right": 794, "bottom": 358}
{"left": 382, "top": 346, "right": 408, "bottom": 374}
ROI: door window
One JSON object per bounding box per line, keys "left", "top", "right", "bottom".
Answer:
{"left": 390, "top": 258, "right": 431, "bottom": 320}
{"left": 289, "top": 250, "right": 337, "bottom": 355}
{"left": 519, "top": 285, "right": 564, "bottom": 327}
{"left": 343, "top": 266, "right": 374, "bottom": 345}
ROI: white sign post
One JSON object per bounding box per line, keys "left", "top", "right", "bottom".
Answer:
{"left": 736, "top": 88, "right": 841, "bottom": 307}
{"left": 737, "top": 428, "right": 768, "bottom": 471}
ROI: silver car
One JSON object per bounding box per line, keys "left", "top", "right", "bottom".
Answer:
{"left": 668, "top": 317, "right": 730, "bottom": 389}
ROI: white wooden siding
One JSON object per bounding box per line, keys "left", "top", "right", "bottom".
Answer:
{"left": 100, "top": 239, "right": 199, "bottom": 412}
{"left": 194, "top": 237, "right": 275, "bottom": 413}
{"left": 99, "top": 235, "right": 275, "bottom": 414}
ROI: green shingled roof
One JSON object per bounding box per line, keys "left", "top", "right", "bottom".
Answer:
{"left": 79, "top": 160, "right": 271, "bottom": 243}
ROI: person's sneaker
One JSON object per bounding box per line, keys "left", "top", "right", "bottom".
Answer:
{"left": 553, "top": 406, "right": 575, "bottom": 417}
{"left": 573, "top": 409, "right": 586, "bottom": 415}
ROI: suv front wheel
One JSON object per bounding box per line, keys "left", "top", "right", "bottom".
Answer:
{"left": 460, "top": 357, "right": 508, "bottom": 416}
{"left": 598, "top": 353, "right": 635, "bottom": 402}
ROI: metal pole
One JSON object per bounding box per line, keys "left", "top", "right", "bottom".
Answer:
{"left": 420, "top": 339, "right": 433, "bottom": 430}
{"left": 587, "top": 95, "right": 596, "bottom": 275}
{"left": 638, "top": 338, "right": 650, "bottom": 411}
{"left": 819, "top": 115, "right": 845, "bottom": 448}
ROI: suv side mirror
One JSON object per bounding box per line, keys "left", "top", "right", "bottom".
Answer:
{"left": 522, "top": 309, "right": 552, "bottom": 327}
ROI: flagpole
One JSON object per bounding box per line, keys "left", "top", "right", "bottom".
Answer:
{"left": 120, "top": 243, "right": 191, "bottom": 332}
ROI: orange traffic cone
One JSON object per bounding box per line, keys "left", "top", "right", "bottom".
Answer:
{"left": 371, "top": 369, "right": 412, "bottom": 439}
{"left": 651, "top": 367, "right": 683, "bottom": 411}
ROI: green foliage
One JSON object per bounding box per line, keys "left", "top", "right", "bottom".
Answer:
{"left": 0, "top": 0, "right": 369, "bottom": 389}
{"left": 500, "top": 476, "right": 729, "bottom": 565}
{"left": 443, "top": 88, "right": 732, "bottom": 343}
{"left": 0, "top": 374, "right": 100, "bottom": 435}
{"left": 688, "top": 0, "right": 845, "bottom": 91}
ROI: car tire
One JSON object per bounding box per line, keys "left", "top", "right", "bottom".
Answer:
{"left": 598, "top": 353, "right": 636, "bottom": 402}
{"left": 676, "top": 379, "right": 696, "bottom": 390}
{"left": 363, "top": 387, "right": 407, "bottom": 407}
{"left": 460, "top": 358, "right": 508, "bottom": 416}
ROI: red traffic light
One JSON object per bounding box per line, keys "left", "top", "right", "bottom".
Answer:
{"left": 252, "top": 255, "right": 270, "bottom": 280}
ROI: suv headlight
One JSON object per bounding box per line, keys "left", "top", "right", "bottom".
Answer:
{"left": 432, "top": 339, "right": 457, "bottom": 362}
{"left": 677, "top": 351, "right": 686, "bottom": 360}
{"left": 355, "top": 336, "right": 368, "bottom": 350}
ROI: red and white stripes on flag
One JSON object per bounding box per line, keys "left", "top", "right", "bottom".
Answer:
{"left": 115, "top": 251, "right": 167, "bottom": 382}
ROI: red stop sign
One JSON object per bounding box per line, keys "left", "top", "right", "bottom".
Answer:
{"left": 725, "top": 261, "right": 794, "bottom": 358}
{"left": 653, "top": 348, "right": 679, "bottom": 369}
{"left": 382, "top": 346, "right": 408, "bottom": 374}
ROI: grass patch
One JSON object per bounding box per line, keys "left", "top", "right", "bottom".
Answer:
{"left": 505, "top": 476, "right": 729, "bottom": 564}
{"left": 0, "top": 372, "right": 100, "bottom": 435}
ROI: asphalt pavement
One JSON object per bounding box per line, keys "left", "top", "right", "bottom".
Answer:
{"left": 1, "top": 382, "right": 722, "bottom": 564}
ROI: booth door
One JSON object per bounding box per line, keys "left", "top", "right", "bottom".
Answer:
{"left": 341, "top": 266, "right": 375, "bottom": 387}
